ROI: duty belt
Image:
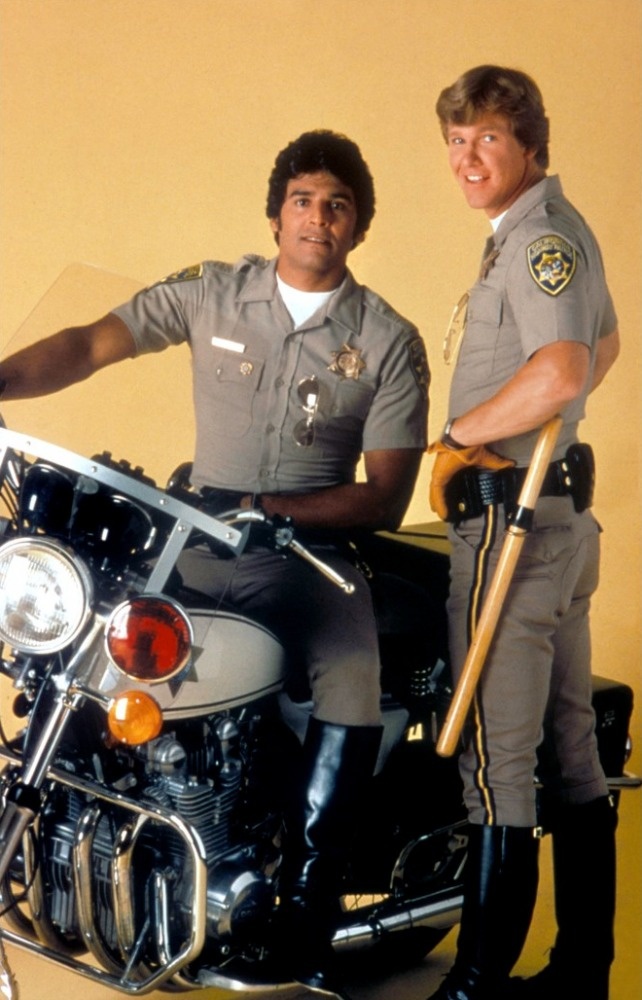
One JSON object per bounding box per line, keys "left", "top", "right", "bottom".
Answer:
{"left": 444, "top": 443, "right": 595, "bottom": 524}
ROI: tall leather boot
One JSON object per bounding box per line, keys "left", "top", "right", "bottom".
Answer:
{"left": 509, "top": 795, "right": 617, "bottom": 1000}
{"left": 427, "top": 824, "right": 540, "bottom": 1000}
{"left": 276, "top": 717, "right": 382, "bottom": 994}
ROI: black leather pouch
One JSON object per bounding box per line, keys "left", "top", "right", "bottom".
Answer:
{"left": 562, "top": 443, "right": 595, "bottom": 512}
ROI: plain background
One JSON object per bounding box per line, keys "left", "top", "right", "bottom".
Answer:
{"left": 0, "top": 1, "right": 639, "bottom": 995}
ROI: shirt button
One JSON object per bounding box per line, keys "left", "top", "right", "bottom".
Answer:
{"left": 275, "top": 377, "right": 284, "bottom": 388}
{"left": 266, "top": 424, "right": 275, "bottom": 434}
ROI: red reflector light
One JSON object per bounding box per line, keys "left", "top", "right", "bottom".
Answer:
{"left": 106, "top": 596, "right": 192, "bottom": 682}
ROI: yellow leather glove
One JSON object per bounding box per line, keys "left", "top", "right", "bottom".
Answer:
{"left": 428, "top": 440, "right": 515, "bottom": 520}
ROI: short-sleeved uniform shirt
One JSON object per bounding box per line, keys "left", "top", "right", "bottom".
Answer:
{"left": 445, "top": 176, "right": 616, "bottom": 824}
{"left": 448, "top": 176, "right": 617, "bottom": 465}
{"left": 113, "top": 255, "right": 429, "bottom": 492}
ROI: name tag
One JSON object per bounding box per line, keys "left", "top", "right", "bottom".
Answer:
{"left": 211, "top": 336, "right": 245, "bottom": 353}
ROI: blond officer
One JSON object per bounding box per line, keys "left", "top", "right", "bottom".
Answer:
{"left": 426, "top": 67, "right": 619, "bottom": 1000}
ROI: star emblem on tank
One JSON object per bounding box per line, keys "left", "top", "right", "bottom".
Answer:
{"left": 328, "top": 344, "right": 366, "bottom": 380}
{"left": 527, "top": 236, "right": 577, "bottom": 296}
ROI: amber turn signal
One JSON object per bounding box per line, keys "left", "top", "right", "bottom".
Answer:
{"left": 107, "top": 690, "right": 163, "bottom": 745}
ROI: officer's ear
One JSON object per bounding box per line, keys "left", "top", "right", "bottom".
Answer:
{"left": 352, "top": 231, "right": 366, "bottom": 251}
{"left": 269, "top": 216, "right": 281, "bottom": 246}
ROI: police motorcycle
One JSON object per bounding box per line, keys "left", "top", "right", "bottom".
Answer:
{"left": 0, "top": 267, "right": 636, "bottom": 998}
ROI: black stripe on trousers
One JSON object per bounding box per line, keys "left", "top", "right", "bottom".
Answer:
{"left": 466, "top": 503, "right": 500, "bottom": 824}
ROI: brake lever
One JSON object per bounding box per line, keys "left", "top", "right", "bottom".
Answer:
{"left": 220, "top": 509, "right": 355, "bottom": 594}
{"left": 283, "top": 535, "right": 355, "bottom": 594}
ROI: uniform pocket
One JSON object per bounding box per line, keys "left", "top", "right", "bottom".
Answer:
{"left": 460, "top": 287, "right": 506, "bottom": 376}
{"left": 212, "top": 350, "right": 265, "bottom": 388}
{"left": 328, "top": 377, "right": 375, "bottom": 420}
{"left": 467, "top": 286, "right": 503, "bottom": 327}
{"left": 193, "top": 349, "right": 265, "bottom": 438}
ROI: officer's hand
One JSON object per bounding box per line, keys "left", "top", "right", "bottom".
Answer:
{"left": 428, "top": 441, "right": 515, "bottom": 520}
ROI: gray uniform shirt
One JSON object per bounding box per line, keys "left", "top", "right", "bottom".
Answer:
{"left": 449, "top": 175, "right": 617, "bottom": 464}
{"left": 113, "top": 255, "right": 429, "bottom": 492}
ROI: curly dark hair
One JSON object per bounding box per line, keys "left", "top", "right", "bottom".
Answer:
{"left": 436, "top": 65, "right": 550, "bottom": 169}
{"left": 266, "top": 130, "right": 376, "bottom": 239}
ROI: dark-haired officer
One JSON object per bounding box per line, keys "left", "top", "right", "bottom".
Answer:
{"left": 0, "top": 129, "right": 429, "bottom": 993}
{"left": 426, "top": 66, "right": 619, "bottom": 1000}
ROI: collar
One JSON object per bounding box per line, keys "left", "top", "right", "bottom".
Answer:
{"left": 236, "top": 256, "right": 363, "bottom": 336}
{"left": 493, "top": 175, "right": 563, "bottom": 246}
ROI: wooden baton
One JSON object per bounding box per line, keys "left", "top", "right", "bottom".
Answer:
{"left": 436, "top": 415, "right": 564, "bottom": 758}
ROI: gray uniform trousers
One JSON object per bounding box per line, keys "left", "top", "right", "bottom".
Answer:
{"left": 176, "top": 540, "right": 382, "bottom": 727}
{"left": 447, "top": 495, "right": 609, "bottom": 827}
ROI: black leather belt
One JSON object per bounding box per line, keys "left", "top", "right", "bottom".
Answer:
{"left": 445, "top": 444, "right": 595, "bottom": 523}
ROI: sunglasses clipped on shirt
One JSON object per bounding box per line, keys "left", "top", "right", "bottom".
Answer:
{"left": 293, "top": 375, "right": 320, "bottom": 447}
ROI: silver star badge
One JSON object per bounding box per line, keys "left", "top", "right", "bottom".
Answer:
{"left": 328, "top": 344, "right": 366, "bottom": 380}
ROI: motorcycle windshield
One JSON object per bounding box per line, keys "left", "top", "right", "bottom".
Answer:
{"left": 1, "top": 263, "right": 195, "bottom": 489}
{"left": 0, "top": 265, "right": 275, "bottom": 713}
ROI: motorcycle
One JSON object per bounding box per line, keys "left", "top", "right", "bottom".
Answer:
{"left": 0, "top": 267, "right": 637, "bottom": 998}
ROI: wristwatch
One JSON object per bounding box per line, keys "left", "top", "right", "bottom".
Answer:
{"left": 441, "top": 419, "right": 466, "bottom": 450}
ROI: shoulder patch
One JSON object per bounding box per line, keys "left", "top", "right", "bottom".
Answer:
{"left": 160, "top": 263, "right": 204, "bottom": 284}
{"left": 407, "top": 336, "right": 430, "bottom": 398}
{"left": 526, "top": 236, "right": 577, "bottom": 296}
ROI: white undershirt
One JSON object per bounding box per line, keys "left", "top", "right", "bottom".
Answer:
{"left": 276, "top": 274, "right": 337, "bottom": 328}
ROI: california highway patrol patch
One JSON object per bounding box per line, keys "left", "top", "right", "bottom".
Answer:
{"left": 160, "top": 263, "right": 204, "bottom": 284}
{"left": 408, "top": 336, "right": 430, "bottom": 398}
{"left": 527, "top": 236, "right": 577, "bottom": 296}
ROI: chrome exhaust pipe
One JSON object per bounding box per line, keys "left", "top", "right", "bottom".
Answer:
{"left": 332, "top": 892, "right": 463, "bottom": 953}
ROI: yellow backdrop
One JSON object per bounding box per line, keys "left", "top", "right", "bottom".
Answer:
{"left": 0, "top": 0, "right": 639, "bottom": 762}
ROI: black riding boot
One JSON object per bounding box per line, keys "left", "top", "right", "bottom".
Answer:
{"left": 427, "top": 824, "right": 540, "bottom": 1000}
{"left": 276, "top": 717, "right": 382, "bottom": 994}
{"left": 509, "top": 795, "right": 617, "bottom": 1000}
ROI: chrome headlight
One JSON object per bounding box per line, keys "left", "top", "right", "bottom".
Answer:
{"left": 0, "top": 538, "right": 93, "bottom": 654}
